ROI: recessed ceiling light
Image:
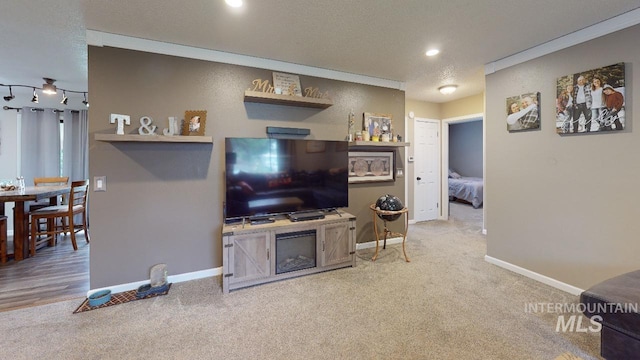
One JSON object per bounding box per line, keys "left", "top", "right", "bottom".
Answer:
{"left": 426, "top": 49, "right": 440, "bottom": 57}
{"left": 438, "top": 85, "right": 457, "bottom": 95}
{"left": 225, "top": 0, "right": 243, "bottom": 7}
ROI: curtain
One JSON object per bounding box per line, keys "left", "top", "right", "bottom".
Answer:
{"left": 20, "top": 108, "right": 61, "bottom": 186}
{"left": 62, "top": 110, "right": 89, "bottom": 181}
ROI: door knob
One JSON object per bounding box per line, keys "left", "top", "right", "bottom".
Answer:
{"left": 416, "top": 177, "right": 422, "bottom": 180}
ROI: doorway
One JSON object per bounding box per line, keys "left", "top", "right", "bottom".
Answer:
{"left": 441, "top": 113, "right": 485, "bottom": 232}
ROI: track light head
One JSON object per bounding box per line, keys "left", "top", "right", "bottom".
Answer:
{"left": 3, "top": 86, "right": 14, "bottom": 101}
{"left": 31, "top": 88, "right": 39, "bottom": 103}
{"left": 60, "top": 90, "right": 68, "bottom": 105}
{"left": 82, "top": 92, "right": 89, "bottom": 107}
{"left": 42, "top": 78, "right": 57, "bottom": 95}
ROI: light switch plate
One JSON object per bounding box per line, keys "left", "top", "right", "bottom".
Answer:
{"left": 94, "top": 176, "right": 106, "bottom": 192}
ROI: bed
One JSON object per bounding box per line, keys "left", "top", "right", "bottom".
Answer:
{"left": 448, "top": 170, "right": 483, "bottom": 209}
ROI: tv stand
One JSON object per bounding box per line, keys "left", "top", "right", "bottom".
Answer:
{"left": 222, "top": 212, "right": 356, "bottom": 293}
{"left": 288, "top": 211, "right": 325, "bottom": 222}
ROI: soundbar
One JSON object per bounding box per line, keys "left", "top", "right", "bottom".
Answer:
{"left": 266, "top": 126, "right": 311, "bottom": 136}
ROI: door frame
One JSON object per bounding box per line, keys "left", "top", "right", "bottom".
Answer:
{"left": 441, "top": 113, "right": 485, "bottom": 230}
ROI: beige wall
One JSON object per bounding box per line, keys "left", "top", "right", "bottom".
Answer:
{"left": 88, "top": 46, "right": 406, "bottom": 288}
{"left": 485, "top": 25, "right": 640, "bottom": 289}
{"left": 441, "top": 93, "right": 484, "bottom": 119}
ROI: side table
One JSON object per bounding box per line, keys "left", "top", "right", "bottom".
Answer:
{"left": 369, "top": 204, "right": 410, "bottom": 262}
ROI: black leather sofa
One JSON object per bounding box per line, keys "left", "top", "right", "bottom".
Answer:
{"left": 580, "top": 270, "right": 640, "bottom": 359}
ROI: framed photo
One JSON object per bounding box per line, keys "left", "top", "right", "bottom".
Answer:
{"left": 306, "top": 140, "right": 326, "bottom": 153}
{"left": 182, "top": 110, "right": 207, "bottom": 136}
{"left": 272, "top": 72, "right": 302, "bottom": 96}
{"left": 363, "top": 113, "right": 392, "bottom": 138}
{"left": 555, "top": 62, "right": 625, "bottom": 135}
{"left": 348, "top": 151, "right": 394, "bottom": 183}
{"left": 506, "top": 92, "right": 540, "bottom": 132}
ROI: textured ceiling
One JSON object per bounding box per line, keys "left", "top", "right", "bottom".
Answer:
{"left": 1, "top": 1, "right": 640, "bottom": 109}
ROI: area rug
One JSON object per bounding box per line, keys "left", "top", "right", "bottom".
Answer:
{"left": 73, "top": 283, "right": 172, "bottom": 314}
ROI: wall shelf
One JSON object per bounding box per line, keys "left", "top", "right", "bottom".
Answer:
{"left": 348, "top": 141, "right": 410, "bottom": 148}
{"left": 94, "top": 134, "right": 213, "bottom": 143}
{"left": 244, "top": 90, "right": 333, "bottom": 109}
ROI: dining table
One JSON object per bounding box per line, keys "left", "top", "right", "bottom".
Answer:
{"left": 0, "top": 185, "right": 71, "bottom": 261}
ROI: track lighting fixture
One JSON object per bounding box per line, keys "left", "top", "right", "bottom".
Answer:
{"left": 42, "top": 78, "right": 57, "bottom": 95}
{"left": 4, "top": 86, "right": 15, "bottom": 101}
{"left": 0, "top": 81, "right": 87, "bottom": 107}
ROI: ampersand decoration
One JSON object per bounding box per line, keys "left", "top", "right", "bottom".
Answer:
{"left": 138, "top": 116, "right": 157, "bottom": 135}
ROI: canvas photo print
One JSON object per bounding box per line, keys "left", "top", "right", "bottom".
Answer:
{"left": 555, "top": 62, "right": 625, "bottom": 134}
{"left": 506, "top": 92, "right": 540, "bottom": 132}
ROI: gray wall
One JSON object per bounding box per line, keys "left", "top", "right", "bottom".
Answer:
{"left": 485, "top": 25, "right": 639, "bottom": 289}
{"left": 449, "top": 120, "right": 483, "bottom": 178}
{"left": 88, "top": 46, "right": 405, "bottom": 288}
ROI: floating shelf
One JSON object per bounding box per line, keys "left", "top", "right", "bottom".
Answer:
{"left": 348, "top": 141, "right": 410, "bottom": 147}
{"left": 94, "top": 134, "right": 213, "bottom": 143}
{"left": 244, "top": 91, "right": 333, "bottom": 109}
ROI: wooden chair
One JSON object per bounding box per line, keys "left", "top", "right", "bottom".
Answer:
{"left": 29, "top": 179, "right": 90, "bottom": 255}
{"left": 31, "top": 176, "right": 70, "bottom": 238}
{"left": 0, "top": 215, "right": 7, "bottom": 263}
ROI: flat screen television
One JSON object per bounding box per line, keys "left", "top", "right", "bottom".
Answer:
{"left": 224, "top": 137, "right": 349, "bottom": 221}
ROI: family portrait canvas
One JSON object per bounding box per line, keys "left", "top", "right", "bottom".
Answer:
{"left": 506, "top": 92, "right": 541, "bottom": 132}
{"left": 555, "top": 62, "right": 625, "bottom": 134}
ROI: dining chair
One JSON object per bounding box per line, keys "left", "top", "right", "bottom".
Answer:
{"left": 0, "top": 215, "right": 7, "bottom": 263}
{"left": 29, "top": 179, "right": 90, "bottom": 255}
{"left": 31, "top": 176, "right": 71, "bottom": 239}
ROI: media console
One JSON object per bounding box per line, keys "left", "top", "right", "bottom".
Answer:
{"left": 222, "top": 211, "right": 356, "bottom": 293}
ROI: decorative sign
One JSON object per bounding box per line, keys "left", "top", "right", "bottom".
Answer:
{"left": 163, "top": 117, "right": 180, "bottom": 136}
{"left": 138, "top": 116, "right": 157, "bottom": 135}
{"left": 110, "top": 114, "right": 131, "bottom": 135}
{"left": 272, "top": 72, "right": 302, "bottom": 96}
{"left": 248, "top": 78, "right": 274, "bottom": 93}
{"left": 304, "top": 87, "right": 330, "bottom": 99}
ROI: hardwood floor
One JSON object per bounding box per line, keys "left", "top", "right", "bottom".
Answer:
{"left": 0, "top": 232, "right": 89, "bottom": 312}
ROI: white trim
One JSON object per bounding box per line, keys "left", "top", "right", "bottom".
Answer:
{"left": 86, "top": 30, "right": 406, "bottom": 91}
{"left": 87, "top": 267, "right": 222, "bottom": 297}
{"left": 355, "top": 237, "right": 403, "bottom": 250}
{"left": 484, "top": 255, "right": 584, "bottom": 296}
{"left": 485, "top": 8, "right": 640, "bottom": 74}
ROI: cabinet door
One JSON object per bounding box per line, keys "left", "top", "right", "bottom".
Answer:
{"left": 228, "top": 232, "right": 271, "bottom": 285}
{"left": 321, "top": 222, "right": 352, "bottom": 267}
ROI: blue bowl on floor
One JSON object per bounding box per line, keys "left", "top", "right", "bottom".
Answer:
{"left": 88, "top": 289, "right": 112, "bottom": 307}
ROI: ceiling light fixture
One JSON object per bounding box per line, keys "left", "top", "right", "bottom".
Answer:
{"left": 3, "top": 86, "right": 14, "bottom": 101}
{"left": 42, "top": 78, "right": 57, "bottom": 95}
{"left": 426, "top": 49, "right": 440, "bottom": 57}
{"left": 438, "top": 85, "right": 457, "bottom": 95}
{"left": 60, "top": 90, "right": 68, "bottom": 105}
{"left": 31, "top": 88, "right": 39, "bottom": 103}
{"left": 225, "top": 0, "right": 243, "bottom": 7}
{"left": 82, "top": 92, "right": 89, "bottom": 107}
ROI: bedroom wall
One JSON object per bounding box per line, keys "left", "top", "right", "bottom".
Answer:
{"left": 89, "top": 46, "right": 406, "bottom": 288}
{"left": 485, "top": 24, "right": 640, "bottom": 289}
{"left": 449, "top": 121, "right": 483, "bottom": 178}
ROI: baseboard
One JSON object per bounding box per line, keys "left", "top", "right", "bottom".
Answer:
{"left": 87, "top": 267, "right": 223, "bottom": 297}
{"left": 356, "top": 237, "right": 403, "bottom": 250}
{"left": 484, "top": 255, "right": 584, "bottom": 296}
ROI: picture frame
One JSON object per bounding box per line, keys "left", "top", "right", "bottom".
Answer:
{"left": 555, "top": 62, "right": 625, "bottom": 135}
{"left": 182, "top": 110, "right": 207, "bottom": 136}
{"left": 306, "top": 140, "right": 326, "bottom": 153}
{"left": 272, "top": 72, "right": 303, "bottom": 96}
{"left": 506, "top": 92, "right": 540, "bottom": 132}
{"left": 363, "top": 112, "right": 393, "bottom": 139}
{"left": 348, "top": 151, "right": 394, "bottom": 183}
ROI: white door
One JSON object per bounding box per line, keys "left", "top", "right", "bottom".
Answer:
{"left": 414, "top": 118, "right": 440, "bottom": 222}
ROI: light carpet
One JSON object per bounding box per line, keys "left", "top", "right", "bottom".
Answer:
{"left": 0, "top": 203, "right": 601, "bottom": 359}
